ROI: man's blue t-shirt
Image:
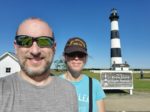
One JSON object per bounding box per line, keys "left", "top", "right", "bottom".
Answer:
{"left": 61, "top": 74, "right": 106, "bottom": 112}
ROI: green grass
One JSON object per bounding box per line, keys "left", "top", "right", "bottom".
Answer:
{"left": 133, "top": 73, "right": 150, "bottom": 92}
{"left": 51, "top": 70, "right": 150, "bottom": 92}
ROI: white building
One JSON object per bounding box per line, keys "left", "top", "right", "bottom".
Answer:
{"left": 0, "top": 52, "right": 20, "bottom": 78}
{"left": 111, "top": 63, "right": 130, "bottom": 71}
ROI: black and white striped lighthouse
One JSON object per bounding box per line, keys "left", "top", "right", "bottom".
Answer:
{"left": 109, "top": 8, "right": 123, "bottom": 67}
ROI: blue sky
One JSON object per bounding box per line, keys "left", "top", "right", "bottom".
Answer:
{"left": 0, "top": 0, "right": 150, "bottom": 69}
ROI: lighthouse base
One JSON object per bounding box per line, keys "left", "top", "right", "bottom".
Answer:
{"left": 111, "top": 63, "right": 130, "bottom": 71}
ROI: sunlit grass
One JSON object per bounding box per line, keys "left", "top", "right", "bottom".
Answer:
{"left": 51, "top": 70, "right": 150, "bottom": 92}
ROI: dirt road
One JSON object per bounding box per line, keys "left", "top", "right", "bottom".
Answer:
{"left": 105, "top": 91, "right": 150, "bottom": 112}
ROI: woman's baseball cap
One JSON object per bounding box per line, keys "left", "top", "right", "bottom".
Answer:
{"left": 64, "top": 37, "right": 87, "bottom": 54}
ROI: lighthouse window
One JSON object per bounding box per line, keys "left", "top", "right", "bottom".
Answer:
{"left": 111, "top": 31, "right": 119, "bottom": 38}
{"left": 114, "top": 31, "right": 119, "bottom": 37}
{"left": 116, "top": 32, "right": 119, "bottom": 36}
{"left": 6, "top": 67, "right": 11, "bottom": 73}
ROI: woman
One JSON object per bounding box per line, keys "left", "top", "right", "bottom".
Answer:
{"left": 61, "top": 37, "right": 106, "bottom": 112}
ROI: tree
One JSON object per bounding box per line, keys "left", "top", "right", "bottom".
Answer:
{"left": 54, "top": 59, "right": 66, "bottom": 71}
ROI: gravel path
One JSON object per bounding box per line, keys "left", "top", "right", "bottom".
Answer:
{"left": 105, "top": 91, "right": 150, "bottom": 112}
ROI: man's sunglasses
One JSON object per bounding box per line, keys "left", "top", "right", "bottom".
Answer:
{"left": 15, "top": 35, "right": 55, "bottom": 48}
{"left": 65, "top": 52, "right": 87, "bottom": 58}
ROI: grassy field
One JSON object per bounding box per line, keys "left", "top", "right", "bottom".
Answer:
{"left": 133, "top": 73, "right": 150, "bottom": 92}
{"left": 51, "top": 70, "right": 150, "bottom": 92}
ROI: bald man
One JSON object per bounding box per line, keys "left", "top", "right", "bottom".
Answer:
{"left": 0, "top": 18, "right": 78, "bottom": 112}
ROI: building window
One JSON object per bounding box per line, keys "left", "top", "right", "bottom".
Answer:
{"left": 121, "top": 67, "right": 123, "bottom": 71}
{"left": 6, "top": 67, "right": 11, "bottom": 73}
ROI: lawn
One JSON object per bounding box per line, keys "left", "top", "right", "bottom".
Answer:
{"left": 51, "top": 70, "right": 150, "bottom": 92}
{"left": 133, "top": 73, "right": 150, "bottom": 92}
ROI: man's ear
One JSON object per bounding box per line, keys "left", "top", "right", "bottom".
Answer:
{"left": 14, "top": 40, "right": 18, "bottom": 54}
{"left": 52, "top": 42, "right": 56, "bottom": 53}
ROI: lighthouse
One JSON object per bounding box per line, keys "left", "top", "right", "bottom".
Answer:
{"left": 99, "top": 8, "right": 133, "bottom": 95}
{"left": 109, "top": 8, "right": 129, "bottom": 70}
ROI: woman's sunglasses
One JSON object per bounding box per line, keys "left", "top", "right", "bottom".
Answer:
{"left": 15, "top": 35, "right": 55, "bottom": 48}
{"left": 65, "top": 52, "right": 87, "bottom": 58}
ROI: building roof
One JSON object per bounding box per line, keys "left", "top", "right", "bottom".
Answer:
{"left": 112, "top": 63, "right": 130, "bottom": 67}
{"left": 0, "top": 52, "right": 18, "bottom": 62}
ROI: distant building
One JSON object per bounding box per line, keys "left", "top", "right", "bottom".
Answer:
{"left": 0, "top": 52, "right": 20, "bottom": 77}
{"left": 111, "top": 63, "right": 130, "bottom": 71}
